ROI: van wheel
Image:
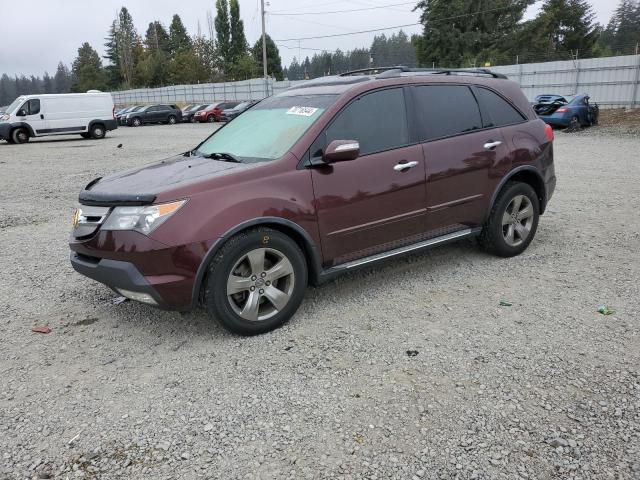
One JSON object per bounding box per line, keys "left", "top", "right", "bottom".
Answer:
{"left": 204, "top": 228, "right": 308, "bottom": 335}
{"left": 89, "top": 124, "right": 106, "bottom": 139}
{"left": 479, "top": 182, "right": 539, "bottom": 257}
{"left": 11, "top": 128, "right": 30, "bottom": 144}
{"left": 167, "top": 115, "right": 177, "bottom": 125}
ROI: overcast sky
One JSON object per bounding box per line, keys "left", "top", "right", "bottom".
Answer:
{"left": 0, "top": 0, "right": 618, "bottom": 77}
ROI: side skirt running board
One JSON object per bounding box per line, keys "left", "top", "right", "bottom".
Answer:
{"left": 317, "top": 228, "right": 480, "bottom": 283}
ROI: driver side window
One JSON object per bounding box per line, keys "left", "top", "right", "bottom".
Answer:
{"left": 20, "top": 99, "right": 40, "bottom": 115}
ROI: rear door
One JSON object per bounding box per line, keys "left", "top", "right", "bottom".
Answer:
{"left": 413, "top": 84, "right": 511, "bottom": 232}
{"left": 311, "top": 87, "right": 428, "bottom": 265}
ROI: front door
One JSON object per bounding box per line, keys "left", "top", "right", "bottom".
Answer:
{"left": 16, "top": 98, "right": 47, "bottom": 135}
{"left": 311, "top": 87, "right": 428, "bottom": 265}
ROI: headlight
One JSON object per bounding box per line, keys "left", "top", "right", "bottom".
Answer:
{"left": 102, "top": 200, "right": 186, "bottom": 235}
{"left": 0, "top": 114, "right": 9, "bottom": 122}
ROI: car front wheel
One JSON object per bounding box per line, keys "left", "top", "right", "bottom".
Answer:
{"left": 167, "top": 115, "right": 177, "bottom": 125}
{"left": 207, "top": 115, "right": 215, "bottom": 123}
{"left": 204, "top": 228, "right": 308, "bottom": 335}
{"left": 131, "top": 118, "right": 142, "bottom": 127}
{"left": 479, "top": 182, "right": 540, "bottom": 257}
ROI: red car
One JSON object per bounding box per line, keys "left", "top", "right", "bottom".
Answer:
{"left": 70, "top": 67, "right": 555, "bottom": 335}
{"left": 193, "top": 101, "right": 241, "bottom": 123}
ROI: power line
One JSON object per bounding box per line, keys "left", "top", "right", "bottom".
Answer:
{"left": 268, "top": 1, "right": 416, "bottom": 16}
{"left": 274, "top": 5, "right": 518, "bottom": 42}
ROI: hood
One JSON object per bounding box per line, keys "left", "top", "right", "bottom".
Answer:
{"left": 79, "top": 154, "right": 253, "bottom": 206}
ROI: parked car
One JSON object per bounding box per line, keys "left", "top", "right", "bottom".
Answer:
{"left": 534, "top": 93, "right": 599, "bottom": 128}
{"left": 69, "top": 67, "right": 555, "bottom": 335}
{"left": 182, "top": 104, "right": 208, "bottom": 123}
{"left": 125, "top": 104, "right": 182, "bottom": 127}
{"left": 219, "top": 100, "right": 259, "bottom": 122}
{"left": 0, "top": 91, "right": 116, "bottom": 144}
{"left": 116, "top": 105, "right": 143, "bottom": 125}
{"left": 193, "top": 101, "right": 241, "bottom": 122}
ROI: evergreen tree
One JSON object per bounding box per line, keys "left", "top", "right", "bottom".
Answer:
{"left": 141, "top": 21, "right": 171, "bottom": 87}
{"left": 414, "top": 0, "right": 534, "bottom": 67}
{"left": 252, "top": 34, "right": 283, "bottom": 80}
{"left": 169, "top": 14, "right": 193, "bottom": 55}
{"left": 53, "top": 62, "right": 72, "bottom": 93}
{"left": 104, "top": 7, "right": 138, "bottom": 88}
{"left": 215, "top": 0, "right": 232, "bottom": 72}
{"left": 0, "top": 76, "right": 9, "bottom": 106}
{"left": 43, "top": 72, "right": 54, "bottom": 94}
{"left": 599, "top": 0, "right": 640, "bottom": 52}
{"left": 229, "top": 0, "right": 248, "bottom": 63}
{"left": 71, "top": 42, "right": 107, "bottom": 92}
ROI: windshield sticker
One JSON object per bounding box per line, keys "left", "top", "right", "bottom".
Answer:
{"left": 286, "top": 106, "right": 318, "bottom": 117}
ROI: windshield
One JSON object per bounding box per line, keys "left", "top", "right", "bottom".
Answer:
{"left": 232, "top": 102, "right": 250, "bottom": 110}
{"left": 195, "top": 94, "right": 337, "bottom": 162}
{"left": 4, "top": 97, "right": 25, "bottom": 114}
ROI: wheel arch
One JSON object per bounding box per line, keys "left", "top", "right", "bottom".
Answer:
{"left": 191, "top": 217, "right": 323, "bottom": 309}
{"left": 488, "top": 166, "right": 547, "bottom": 218}
{"left": 10, "top": 122, "right": 36, "bottom": 137}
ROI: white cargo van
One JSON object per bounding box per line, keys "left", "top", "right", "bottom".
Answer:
{"left": 0, "top": 91, "right": 117, "bottom": 144}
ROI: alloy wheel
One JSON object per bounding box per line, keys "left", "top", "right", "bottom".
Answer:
{"left": 226, "top": 248, "right": 295, "bottom": 322}
{"left": 502, "top": 195, "right": 534, "bottom": 247}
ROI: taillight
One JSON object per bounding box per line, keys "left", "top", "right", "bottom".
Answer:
{"left": 556, "top": 107, "right": 568, "bottom": 113}
{"left": 544, "top": 123, "right": 554, "bottom": 142}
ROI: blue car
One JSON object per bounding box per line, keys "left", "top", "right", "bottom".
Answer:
{"left": 534, "top": 93, "right": 599, "bottom": 128}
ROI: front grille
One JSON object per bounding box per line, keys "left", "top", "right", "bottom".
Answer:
{"left": 73, "top": 205, "right": 110, "bottom": 238}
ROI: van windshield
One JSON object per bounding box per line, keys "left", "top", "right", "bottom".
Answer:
{"left": 195, "top": 94, "right": 337, "bottom": 162}
{"left": 4, "top": 97, "right": 25, "bottom": 114}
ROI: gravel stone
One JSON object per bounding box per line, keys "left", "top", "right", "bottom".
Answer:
{"left": 0, "top": 125, "right": 639, "bottom": 479}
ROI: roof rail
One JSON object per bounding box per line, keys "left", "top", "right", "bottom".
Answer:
{"left": 339, "top": 66, "right": 508, "bottom": 79}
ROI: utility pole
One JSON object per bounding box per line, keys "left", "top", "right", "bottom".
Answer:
{"left": 261, "top": 0, "right": 268, "bottom": 96}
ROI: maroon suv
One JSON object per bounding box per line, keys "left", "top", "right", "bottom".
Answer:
{"left": 70, "top": 67, "right": 556, "bottom": 335}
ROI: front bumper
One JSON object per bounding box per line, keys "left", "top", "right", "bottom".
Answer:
{"left": 69, "top": 230, "right": 210, "bottom": 311}
{"left": 0, "top": 123, "right": 11, "bottom": 139}
{"left": 70, "top": 252, "right": 163, "bottom": 306}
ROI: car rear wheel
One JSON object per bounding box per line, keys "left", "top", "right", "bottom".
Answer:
{"left": 90, "top": 124, "right": 106, "bottom": 139}
{"left": 478, "top": 182, "right": 539, "bottom": 257}
{"left": 11, "top": 128, "right": 30, "bottom": 144}
{"left": 569, "top": 115, "right": 580, "bottom": 129}
{"left": 204, "top": 228, "right": 307, "bottom": 335}
{"left": 167, "top": 115, "right": 177, "bottom": 125}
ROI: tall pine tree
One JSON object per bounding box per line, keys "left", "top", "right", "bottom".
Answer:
{"left": 215, "top": 0, "right": 232, "bottom": 72}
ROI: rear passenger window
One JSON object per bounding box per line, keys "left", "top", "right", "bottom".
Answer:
{"left": 413, "top": 85, "right": 482, "bottom": 140}
{"left": 326, "top": 88, "right": 408, "bottom": 156}
{"left": 475, "top": 87, "right": 525, "bottom": 127}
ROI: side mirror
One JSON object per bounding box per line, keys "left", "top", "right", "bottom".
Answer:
{"left": 17, "top": 109, "right": 27, "bottom": 117}
{"left": 323, "top": 140, "right": 360, "bottom": 163}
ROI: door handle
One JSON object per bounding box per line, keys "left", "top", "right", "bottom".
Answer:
{"left": 393, "top": 161, "right": 419, "bottom": 172}
{"left": 40, "top": 114, "right": 44, "bottom": 119}
{"left": 483, "top": 140, "right": 502, "bottom": 149}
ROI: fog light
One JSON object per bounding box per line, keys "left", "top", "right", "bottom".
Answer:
{"left": 117, "top": 289, "right": 158, "bottom": 305}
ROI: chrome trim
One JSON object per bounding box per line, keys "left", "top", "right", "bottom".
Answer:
{"left": 393, "top": 161, "right": 419, "bottom": 171}
{"left": 333, "top": 229, "right": 474, "bottom": 270}
{"left": 334, "top": 142, "right": 360, "bottom": 152}
{"left": 483, "top": 141, "right": 502, "bottom": 149}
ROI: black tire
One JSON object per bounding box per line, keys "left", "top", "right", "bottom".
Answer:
{"left": 190, "top": 116, "right": 197, "bottom": 123}
{"left": 569, "top": 115, "right": 580, "bottom": 130}
{"left": 89, "top": 124, "right": 106, "bottom": 139}
{"left": 131, "top": 117, "right": 142, "bottom": 127}
{"left": 478, "top": 182, "right": 540, "bottom": 257}
{"left": 207, "top": 115, "right": 215, "bottom": 123}
{"left": 11, "top": 128, "right": 29, "bottom": 144}
{"left": 204, "top": 228, "right": 308, "bottom": 335}
{"left": 167, "top": 115, "right": 177, "bottom": 125}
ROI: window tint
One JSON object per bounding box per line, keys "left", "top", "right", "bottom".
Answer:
{"left": 20, "top": 99, "right": 40, "bottom": 115}
{"left": 413, "top": 85, "right": 482, "bottom": 140}
{"left": 475, "top": 87, "right": 525, "bottom": 127}
{"left": 326, "top": 88, "right": 408, "bottom": 156}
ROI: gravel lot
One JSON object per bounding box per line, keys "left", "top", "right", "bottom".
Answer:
{"left": 0, "top": 124, "right": 638, "bottom": 480}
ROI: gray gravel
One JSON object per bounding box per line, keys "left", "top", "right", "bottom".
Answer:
{"left": 0, "top": 124, "right": 639, "bottom": 479}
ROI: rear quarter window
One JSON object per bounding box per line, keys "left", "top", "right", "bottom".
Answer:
{"left": 474, "top": 87, "right": 526, "bottom": 127}
{"left": 413, "top": 85, "right": 483, "bottom": 141}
